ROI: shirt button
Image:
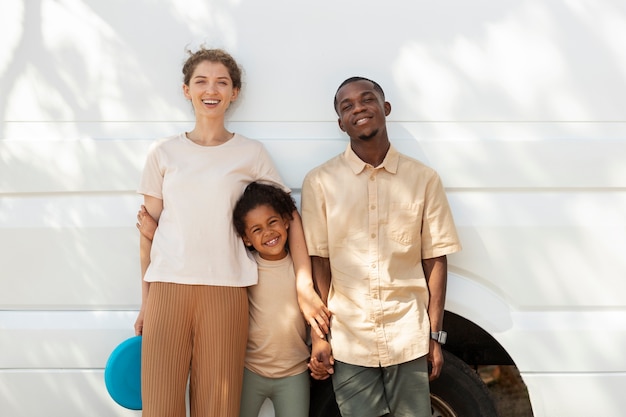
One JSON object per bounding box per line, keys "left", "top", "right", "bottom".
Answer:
{"left": 370, "top": 205, "right": 376, "bottom": 210}
{"left": 371, "top": 233, "right": 376, "bottom": 238}
{"left": 370, "top": 176, "right": 375, "bottom": 181}
{"left": 371, "top": 263, "right": 376, "bottom": 269}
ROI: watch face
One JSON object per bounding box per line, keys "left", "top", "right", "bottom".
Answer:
{"left": 432, "top": 331, "right": 447, "bottom": 344}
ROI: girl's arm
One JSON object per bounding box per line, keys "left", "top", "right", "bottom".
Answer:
{"left": 288, "top": 210, "right": 331, "bottom": 338}
{"left": 134, "top": 196, "right": 163, "bottom": 336}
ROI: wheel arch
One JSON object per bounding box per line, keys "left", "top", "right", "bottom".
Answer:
{"left": 443, "top": 272, "right": 515, "bottom": 366}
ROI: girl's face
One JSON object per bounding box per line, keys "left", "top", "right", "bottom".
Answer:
{"left": 182, "top": 60, "right": 239, "bottom": 117}
{"left": 242, "top": 204, "right": 289, "bottom": 261}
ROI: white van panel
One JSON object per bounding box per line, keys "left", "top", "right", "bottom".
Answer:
{"left": 0, "top": 311, "right": 135, "bottom": 368}
{"left": 0, "top": 371, "right": 140, "bottom": 417}
{"left": 522, "top": 373, "right": 626, "bottom": 417}
{"left": 1, "top": 371, "right": 277, "bottom": 417}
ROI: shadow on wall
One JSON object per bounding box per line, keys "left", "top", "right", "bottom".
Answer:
{"left": 2, "top": 1, "right": 626, "bottom": 137}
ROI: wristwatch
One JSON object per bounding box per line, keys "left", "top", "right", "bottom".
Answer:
{"left": 431, "top": 331, "right": 447, "bottom": 345}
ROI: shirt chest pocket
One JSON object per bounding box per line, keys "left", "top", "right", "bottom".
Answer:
{"left": 386, "top": 202, "right": 421, "bottom": 245}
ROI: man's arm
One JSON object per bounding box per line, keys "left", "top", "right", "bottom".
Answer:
{"left": 308, "top": 255, "right": 334, "bottom": 379}
{"left": 422, "top": 255, "right": 447, "bottom": 380}
{"left": 311, "top": 256, "right": 332, "bottom": 304}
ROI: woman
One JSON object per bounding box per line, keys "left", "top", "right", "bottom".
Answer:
{"left": 134, "top": 48, "right": 328, "bottom": 417}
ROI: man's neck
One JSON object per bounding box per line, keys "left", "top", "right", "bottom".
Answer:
{"left": 350, "top": 137, "right": 391, "bottom": 167}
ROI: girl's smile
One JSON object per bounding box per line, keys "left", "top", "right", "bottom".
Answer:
{"left": 242, "top": 204, "right": 289, "bottom": 261}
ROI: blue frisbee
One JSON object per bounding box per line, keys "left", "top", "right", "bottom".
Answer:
{"left": 104, "top": 335, "right": 142, "bottom": 410}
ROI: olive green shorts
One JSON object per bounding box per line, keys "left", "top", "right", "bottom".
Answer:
{"left": 239, "top": 367, "right": 309, "bottom": 417}
{"left": 332, "top": 356, "right": 430, "bottom": 417}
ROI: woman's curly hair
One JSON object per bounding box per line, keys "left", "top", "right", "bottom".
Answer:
{"left": 182, "top": 47, "right": 242, "bottom": 90}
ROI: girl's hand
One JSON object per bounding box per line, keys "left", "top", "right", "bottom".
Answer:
{"left": 136, "top": 205, "right": 158, "bottom": 240}
{"left": 309, "top": 337, "right": 334, "bottom": 380}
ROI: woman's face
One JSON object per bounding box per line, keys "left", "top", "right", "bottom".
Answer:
{"left": 182, "top": 60, "right": 239, "bottom": 117}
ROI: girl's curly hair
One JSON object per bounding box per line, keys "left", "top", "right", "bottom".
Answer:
{"left": 233, "top": 182, "right": 296, "bottom": 238}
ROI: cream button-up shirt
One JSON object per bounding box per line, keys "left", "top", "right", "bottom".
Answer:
{"left": 302, "top": 145, "right": 462, "bottom": 367}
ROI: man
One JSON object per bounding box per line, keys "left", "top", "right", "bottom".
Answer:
{"left": 301, "top": 77, "right": 462, "bottom": 417}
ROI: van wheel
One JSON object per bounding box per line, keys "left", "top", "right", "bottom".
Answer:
{"left": 429, "top": 350, "right": 498, "bottom": 417}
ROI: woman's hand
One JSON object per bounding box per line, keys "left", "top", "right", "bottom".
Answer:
{"left": 298, "top": 285, "right": 332, "bottom": 338}
{"left": 134, "top": 308, "right": 145, "bottom": 336}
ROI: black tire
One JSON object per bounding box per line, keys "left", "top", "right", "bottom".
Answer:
{"left": 429, "top": 350, "right": 499, "bottom": 417}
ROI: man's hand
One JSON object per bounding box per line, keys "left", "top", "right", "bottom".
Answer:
{"left": 136, "top": 205, "right": 158, "bottom": 240}
{"left": 428, "top": 340, "right": 444, "bottom": 381}
{"left": 309, "top": 337, "right": 334, "bottom": 380}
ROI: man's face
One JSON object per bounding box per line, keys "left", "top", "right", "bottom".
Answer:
{"left": 335, "top": 80, "right": 390, "bottom": 141}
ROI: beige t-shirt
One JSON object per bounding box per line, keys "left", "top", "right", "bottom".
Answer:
{"left": 138, "top": 133, "right": 286, "bottom": 287}
{"left": 302, "top": 144, "right": 462, "bottom": 367}
{"left": 245, "top": 253, "right": 310, "bottom": 378}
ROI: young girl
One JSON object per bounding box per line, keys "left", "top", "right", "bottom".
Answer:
{"left": 232, "top": 182, "right": 310, "bottom": 417}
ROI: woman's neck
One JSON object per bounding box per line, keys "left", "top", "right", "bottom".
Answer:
{"left": 186, "top": 117, "right": 234, "bottom": 146}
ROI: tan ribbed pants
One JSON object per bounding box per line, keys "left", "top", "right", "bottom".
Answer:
{"left": 141, "top": 282, "right": 248, "bottom": 417}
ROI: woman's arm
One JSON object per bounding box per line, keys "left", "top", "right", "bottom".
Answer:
{"left": 134, "top": 196, "right": 163, "bottom": 336}
{"left": 288, "top": 210, "right": 331, "bottom": 338}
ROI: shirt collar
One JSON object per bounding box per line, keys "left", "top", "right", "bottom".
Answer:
{"left": 344, "top": 143, "right": 400, "bottom": 175}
